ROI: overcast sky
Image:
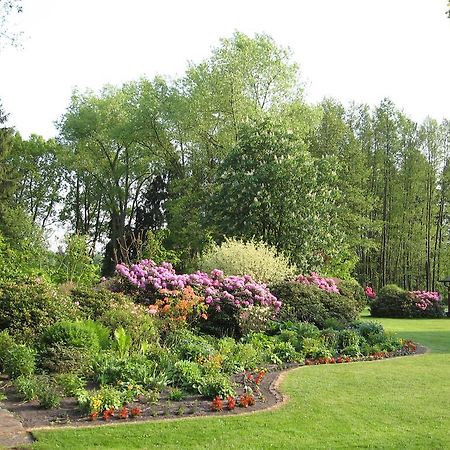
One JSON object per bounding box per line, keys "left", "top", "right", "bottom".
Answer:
{"left": 0, "top": 0, "right": 449, "bottom": 139}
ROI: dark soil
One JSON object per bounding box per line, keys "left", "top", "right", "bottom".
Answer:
{"left": 0, "top": 346, "right": 426, "bottom": 431}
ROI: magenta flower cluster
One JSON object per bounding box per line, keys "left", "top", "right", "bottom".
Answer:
{"left": 115, "top": 260, "right": 281, "bottom": 313}
{"left": 364, "top": 286, "right": 377, "bottom": 299}
{"left": 412, "top": 290, "right": 441, "bottom": 311}
{"left": 295, "top": 272, "right": 340, "bottom": 294}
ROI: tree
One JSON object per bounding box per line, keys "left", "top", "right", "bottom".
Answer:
{"left": 210, "top": 116, "right": 340, "bottom": 272}
{"left": 58, "top": 84, "right": 160, "bottom": 275}
{"left": 0, "top": 0, "right": 22, "bottom": 48}
{"left": 9, "top": 134, "right": 64, "bottom": 228}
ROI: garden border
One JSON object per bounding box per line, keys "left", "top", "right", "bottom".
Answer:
{"left": 17, "top": 343, "right": 428, "bottom": 434}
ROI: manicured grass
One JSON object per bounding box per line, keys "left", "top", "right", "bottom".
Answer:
{"left": 31, "top": 318, "right": 450, "bottom": 449}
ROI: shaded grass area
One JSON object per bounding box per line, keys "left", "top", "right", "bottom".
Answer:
{"left": 31, "top": 318, "right": 450, "bottom": 449}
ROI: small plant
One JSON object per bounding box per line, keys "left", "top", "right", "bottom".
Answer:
{"left": 118, "top": 407, "right": 129, "bottom": 419}
{"left": 226, "top": 395, "right": 236, "bottom": 410}
{"left": 54, "top": 373, "right": 86, "bottom": 397}
{"left": 114, "top": 326, "right": 132, "bottom": 359}
{"left": 4, "top": 344, "right": 36, "bottom": 379}
{"left": 38, "top": 384, "right": 62, "bottom": 409}
{"left": 130, "top": 407, "right": 142, "bottom": 417}
{"left": 103, "top": 408, "right": 115, "bottom": 420}
{"left": 238, "top": 393, "right": 255, "bottom": 408}
{"left": 175, "top": 405, "right": 186, "bottom": 416}
{"left": 190, "top": 400, "right": 199, "bottom": 414}
{"left": 211, "top": 396, "right": 223, "bottom": 411}
{"left": 168, "top": 387, "right": 186, "bottom": 401}
{"left": 89, "top": 411, "right": 98, "bottom": 421}
{"left": 14, "top": 375, "right": 42, "bottom": 401}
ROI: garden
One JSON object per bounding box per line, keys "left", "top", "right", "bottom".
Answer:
{"left": 1, "top": 24, "right": 450, "bottom": 449}
{"left": 0, "top": 239, "right": 436, "bottom": 439}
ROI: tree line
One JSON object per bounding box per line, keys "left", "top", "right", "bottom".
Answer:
{"left": 1, "top": 32, "right": 450, "bottom": 290}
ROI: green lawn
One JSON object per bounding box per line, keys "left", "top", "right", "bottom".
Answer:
{"left": 31, "top": 318, "right": 450, "bottom": 449}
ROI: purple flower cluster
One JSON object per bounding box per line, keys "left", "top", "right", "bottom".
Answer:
{"left": 412, "top": 290, "right": 441, "bottom": 311}
{"left": 295, "top": 272, "right": 340, "bottom": 294}
{"left": 115, "top": 260, "right": 281, "bottom": 313}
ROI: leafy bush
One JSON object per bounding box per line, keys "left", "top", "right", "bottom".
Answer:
{"left": 271, "top": 280, "right": 363, "bottom": 328}
{"left": 198, "top": 371, "right": 235, "bottom": 399}
{"left": 54, "top": 373, "right": 86, "bottom": 397}
{"left": 41, "top": 320, "right": 102, "bottom": 353}
{"left": 173, "top": 360, "right": 203, "bottom": 392}
{"left": 0, "top": 329, "right": 14, "bottom": 371}
{"left": 164, "top": 328, "right": 215, "bottom": 361}
{"left": 198, "top": 238, "right": 296, "bottom": 284}
{"left": 69, "top": 287, "right": 128, "bottom": 320}
{"left": 0, "top": 280, "right": 77, "bottom": 342}
{"left": 94, "top": 353, "right": 159, "bottom": 387}
{"left": 38, "top": 382, "right": 62, "bottom": 409}
{"left": 99, "top": 302, "right": 158, "bottom": 347}
{"left": 371, "top": 284, "right": 444, "bottom": 318}
{"left": 14, "top": 374, "right": 42, "bottom": 401}
{"left": 4, "top": 344, "right": 36, "bottom": 378}
{"left": 52, "top": 234, "right": 99, "bottom": 286}
{"left": 39, "top": 344, "right": 94, "bottom": 375}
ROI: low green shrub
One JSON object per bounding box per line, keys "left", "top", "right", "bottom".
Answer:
{"left": 165, "top": 328, "right": 215, "bottom": 361}
{"left": 14, "top": 374, "right": 42, "bottom": 401}
{"left": 173, "top": 360, "right": 203, "bottom": 392}
{"left": 0, "top": 330, "right": 14, "bottom": 371}
{"left": 38, "top": 382, "right": 62, "bottom": 409}
{"left": 39, "top": 344, "right": 94, "bottom": 375}
{"left": 54, "top": 373, "right": 86, "bottom": 397}
{"left": 198, "top": 370, "right": 235, "bottom": 399}
{"left": 198, "top": 237, "right": 296, "bottom": 284}
{"left": 0, "top": 280, "right": 77, "bottom": 342}
{"left": 41, "top": 320, "right": 102, "bottom": 353}
{"left": 271, "top": 280, "right": 364, "bottom": 328}
{"left": 69, "top": 287, "right": 128, "bottom": 320}
{"left": 4, "top": 344, "right": 36, "bottom": 379}
{"left": 99, "top": 302, "right": 158, "bottom": 347}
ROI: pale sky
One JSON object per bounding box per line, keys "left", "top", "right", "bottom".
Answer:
{"left": 0, "top": 0, "right": 449, "bottom": 139}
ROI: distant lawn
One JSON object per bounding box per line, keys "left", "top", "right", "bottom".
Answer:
{"left": 31, "top": 318, "right": 450, "bottom": 449}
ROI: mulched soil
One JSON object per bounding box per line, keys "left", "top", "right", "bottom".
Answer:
{"left": 0, "top": 345, "right": 426, "bottom": 431}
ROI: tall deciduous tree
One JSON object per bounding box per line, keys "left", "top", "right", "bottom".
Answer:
{"left": 210, "top": 116, "right": 340, "bottom": 271}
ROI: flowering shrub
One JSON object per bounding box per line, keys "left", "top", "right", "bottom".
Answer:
{"left": 371, "top": 284, "right": 444, "bottom": 318}
{"left": 364, "top": 286, "right": 376, "bottom": 299}
{"left": 295, "top": 273, "right": 339, "bottom": 294}
{"left": 412, "top": 291, "right": 441, "bottom": 311}
{"left": 115, "top": 260, "right": 281, "bottom": 336}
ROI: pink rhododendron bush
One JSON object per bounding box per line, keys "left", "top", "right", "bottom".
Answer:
{"left": 115, "top": 259, "right": 281, "bottom": 336}
{"left": 371, "top": 284, "right": 444, "bottom": 318}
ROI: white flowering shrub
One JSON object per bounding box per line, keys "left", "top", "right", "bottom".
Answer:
{"left": 198, "top": 238, "right": 296, "bottom": 284}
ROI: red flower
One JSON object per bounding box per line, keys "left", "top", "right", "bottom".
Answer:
{"left": 102, "top": 408, "right": 115, "bottom": 421}
{"left": 89, "top": 411, "right": 98, "bottom": 421}
{"left": 226, "top": 395, "right": 236, "bottom": 410}
{"left": 130, "top": 407, "right": 142, "bottom": 417}
{"left": 118, "top": 407, "right": 129, "bottom": 419}
{"left": 239, "top": 394, "right": 255, "bottom": 408}
{"left": 211, "top": 396, "right": 223, "bottom": 411}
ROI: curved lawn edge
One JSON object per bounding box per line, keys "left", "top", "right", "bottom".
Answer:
{"left": 25, "top": 344, "right": 427, "bottom": 434}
